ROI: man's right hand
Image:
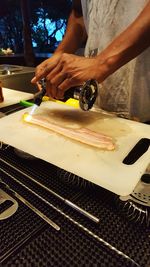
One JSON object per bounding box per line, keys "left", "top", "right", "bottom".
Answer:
{"left": 31, "top": 52, "right": 63, "bottom": 84}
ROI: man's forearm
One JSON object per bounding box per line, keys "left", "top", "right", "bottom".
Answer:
{"left": 55, "top": 5, "right": 87, "bottom": 55}
{"left": 97, "top": 1, "right": 150, "bottom": 75}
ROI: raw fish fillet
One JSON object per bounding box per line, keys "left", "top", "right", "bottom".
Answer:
{"left": 24, "top": 114, "right": 115, "bottom": 150}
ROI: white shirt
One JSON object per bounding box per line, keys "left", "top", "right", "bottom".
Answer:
{"left": 81, "top": 0, "right": 150, "bottom": 121}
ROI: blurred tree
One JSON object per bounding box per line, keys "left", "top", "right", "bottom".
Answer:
{"left": 0, "top": 0, "right": 23, "bottom": 52}
{"left": 20, "top": 0, "right": 35, "bottom": 66}
{"left": 31, "top": 0, "right": 72, "bottom": 52}
{"left": 0, "top": 0, "right": 72, "bottom": 65}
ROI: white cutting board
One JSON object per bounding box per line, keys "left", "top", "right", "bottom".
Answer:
{"left": 0, "top": 88, "right": 33, "bottom": 108}
{"left": 0, "top": 101, "right": 150, "bottom": 196}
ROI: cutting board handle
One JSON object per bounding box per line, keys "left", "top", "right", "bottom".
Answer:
{"left": 123, "top": 138, "right": 150, "bottom": 165}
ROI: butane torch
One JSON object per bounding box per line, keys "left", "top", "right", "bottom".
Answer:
{"left": 30, "top": 78, "right": 98, "bottom": 115}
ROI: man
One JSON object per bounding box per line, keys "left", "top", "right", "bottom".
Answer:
{"left": 32, "top": 0, "right": 150, "bottom": 122}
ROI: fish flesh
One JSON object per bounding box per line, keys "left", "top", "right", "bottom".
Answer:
{"left": 24, "top": 113, "right": 115, "bottom": 150}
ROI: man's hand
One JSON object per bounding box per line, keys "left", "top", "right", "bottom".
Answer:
{"left": 32, "top": 52, "right": 111, "bottom": 99}
{"left": 31, "top": 53, "right": 63, "bottom": 84}
{"left": 34, "top": 53, "right": 110, "bottom": 99}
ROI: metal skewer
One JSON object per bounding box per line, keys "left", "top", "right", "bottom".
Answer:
{"left": 0, "top": 158, "right": 99, "bottom": 223}
{"left": 0, "top": 177, "right": 60, "bottom": 231}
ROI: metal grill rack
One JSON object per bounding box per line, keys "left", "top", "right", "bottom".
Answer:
{"left": 0, "top": 145, "right": 150, "bottom": 267}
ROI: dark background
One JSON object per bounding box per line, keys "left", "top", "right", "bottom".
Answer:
{"left": 0, "top": 0, "right": 72, "bottom": 66}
